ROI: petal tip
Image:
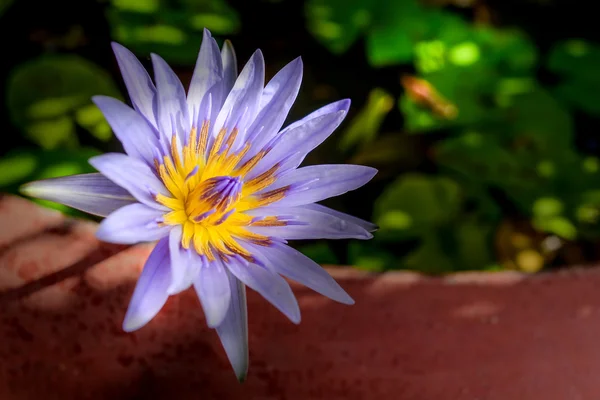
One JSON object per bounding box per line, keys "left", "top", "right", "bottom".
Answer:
{"left": 292, "top": 56, "right": 303, "bottom": 68}
{"left": 252, "top": 49, "right": 265, "bottom": 63}
{"left": 91, "top": 94, "right": 114, "bottom": 107}
{"left": 111, "top": 42, "right": 136, "bottom": 62}
{"left": 18, "top": 179, "right": 58, "bottom": 201}
{"left": 290, "top": 314, "right": 302, "bottom": 325}
{"left": 122, "top": 316, "right": 144, "bottom": 333}
{"left": 340, "top": 294, "right": 355, "bottom": 305}
{"left": 333, "top": 288, "right": 355, "bottom": 305}
{"left": 149, "top": 52, "right": 160, "bottom": 62}
{"left": 110, "top": 41, "right": 127, "bottom": 54}
{"left": 236, "top": 371, "right": 248, "bottom": 383}
{"left": 204, "top": 316, "right": 221, "bottom": 329}
{"left": 87, "top": 156, "right": 102, "bottom": 170}
{"left": 365, "top": 166, "right": 378, "bottom": 180}
{"left": 18, "top": 181, "right": 35, "bottom": 197}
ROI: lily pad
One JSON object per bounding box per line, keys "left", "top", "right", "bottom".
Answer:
{"left": 7, "top": 56, "right": 120, "bottom": 149}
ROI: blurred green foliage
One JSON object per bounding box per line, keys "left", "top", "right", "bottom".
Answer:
{"left": 307, "top": 0, "right": 600, "bottom": 272}
{"left": 108, "top": 0, "right": 240, "bottom": 64}
{"left": 3, "top": 0, "right": 600, "bottom": 273}
{"left": 7, "top": 56, "right": 120, "bottom": 149}
{"left": 0, "top": 0, "right": 12, "bottom": 17}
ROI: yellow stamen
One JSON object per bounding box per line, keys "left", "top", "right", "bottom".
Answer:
{"left": 154, "top": 121, "right": 283, "bottom": 261}
{"left": 237, "top": 149, "right": 268, "bottom": 176}
{"left": 243, "top": 164, "right": 280, "bottom": 195}
{"left": 197, "top": 121, "right": 209, "bottom": 158}
{"left": 223, "top": 128, "right": 239, "bottom": 156}
{"left": 209, "top": 128, "right": 227, "bottom": 160}
{"left": 251, "top": 216, "right": 287, "bottom": 227}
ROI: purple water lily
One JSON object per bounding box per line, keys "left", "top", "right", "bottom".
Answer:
{"left": 22, "top": 29, "right": 377, "bottom": 381}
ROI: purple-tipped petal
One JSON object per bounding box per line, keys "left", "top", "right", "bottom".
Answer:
{"left": 96, "top": 203, "right": 170, "bottom": 244}
{"left": 249, "top": 108, "right": 347, "bottom": 179}
{"left": 20, "top": 173, "right": 135, "bottom": 217}
{"left": 243, "top": 57, "right": 303, "bottom": 150}
{"left": 122, "top": 237, "right": 171, "bottom": 332}
{"left": 226, "top": 256, "right": 301, "bottom": 324}
{"left": 216, "top": 270, "right": 249, "bottom": 382}
{"left": 266, "top": 164, "right": 378, "bottom": 207}
{"left": 213, "top": 50, "right": 264, "bottom": 144}
{"left": 92, "top": 96, "right": 161, "bottom": 166}
{"left": 111, "top": 42, "right": 158, "bottom": 127}
{"left": 188, "top": 29, "right": 224, "bottom": 124}
{"left": 281, "top": 99, "right": 351, "bottom": 134}
{"left": 151, "top": 53, "right": 190, "bottom": 142}
{"left": 89, "top": 153, "right": 169, "bottom": 211}
{"left": 168, "top": 226, "right": 197, "bottom": 294}
{"left": 221, "top": 39, "right": 238, "bottom": 98}
{"left": 247, "top": 242, "right": 354, "bottom": 305}
{"left": 246, "top": 205, "right": 373, "bottom": 240}
{"left": 302, "top": 203, "right": 378, "bottom": 232}
{"left": 194, "top": 258, "right": 231, "bottom": 327}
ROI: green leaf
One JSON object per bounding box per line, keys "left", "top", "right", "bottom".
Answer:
{"left": 371, "top": 172, "right": 497, "bottom": 273}
{"left": 530, "top": 196, "right": 578, "bottom": 240}
{"left": 547, "top": 39, "right": 600, "bottom": 82}
{"left": 479, "top": 28, "right": 538, "bottom": 73}
{"left": 401, "top": 231, "right": 455, "bottom": 273}
{"left": 576, "top": 190, "right": 600, "bottom": 237}
{"left": 180, "top": 0, "right": 241, "bottom": 34}
{"left": 366, "top": 1, "right": 447, "bottom": 67}
{"left": 547, "top": 40, "right": 600, "bottom": 116}
{"left": 366, "top": 28, "right": 413, "bottom": 66}
{"left": 533, "top": 216, "right": 577, "bottom": 241}
{"left": 374, "top": 173, "right": 461, "bottom": 239}
{"left": 306, "top": 0, "right": 444, "bottom": 63}
{"left": 435, "top": 131, "right": 518, "bottom": 182}
{"left": 434, "top": 85, "right": 575, "bottom": 217}
{"left": 553, "top": 79, "right": 600, "bottom": 116}
{"left": 347, "top": 241, "right": 396, "bottom": 271}
{"left": 448, "top": 42, "right": 481, "bottom": 66}
{"left": 532, "top": 197, "right": 564, "bottom": 219}
{"left": 0, "top": 153, "right": 38, "bottom": 187}
{"left": 108, "top": 0, "right": 240, "bottom": 64}
{"left": 507, "top": 88, "right": 574, "bottom": 152}
{"left": 454, "top": 217, "right": 495, "bottom": 271}
{"left": 112, "top": 0, "right": 159, "bottom": 13}
{"left": 305, "top": 0, "right": 374, "bottom": 54}
{"left": 349, "top": 134, "right": 422, "bottom": 168}
{"left": 401, "top": 23, "right": 537, "bottom": 132}
{"left": 0, "top": 0, "right": 13, "bottom": 17}
{"left": 6, "top": 56, "right": 121, "bottom": 149}
{"left": 75, "top": 104, "right": 113, "bottom": 142}
{"left": 339, "top": 88, "right": 393, "bottom": 152}
{"left": 295, "top": 242, "right": 340, "bottom": 265}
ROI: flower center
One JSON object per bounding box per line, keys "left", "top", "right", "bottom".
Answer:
{"left": 186, "top": 176, "right": 242, "bottom": 223}
{"left": 153, "top": 121, "right": 291, "bottom": 261}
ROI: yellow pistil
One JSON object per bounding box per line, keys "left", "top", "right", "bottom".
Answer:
{"left": 154, "top": 121, "right": 289, "bottom": 261}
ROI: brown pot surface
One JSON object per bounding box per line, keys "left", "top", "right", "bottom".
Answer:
{"left": 1, "top": 194, "right": 599, "bottom": 400}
